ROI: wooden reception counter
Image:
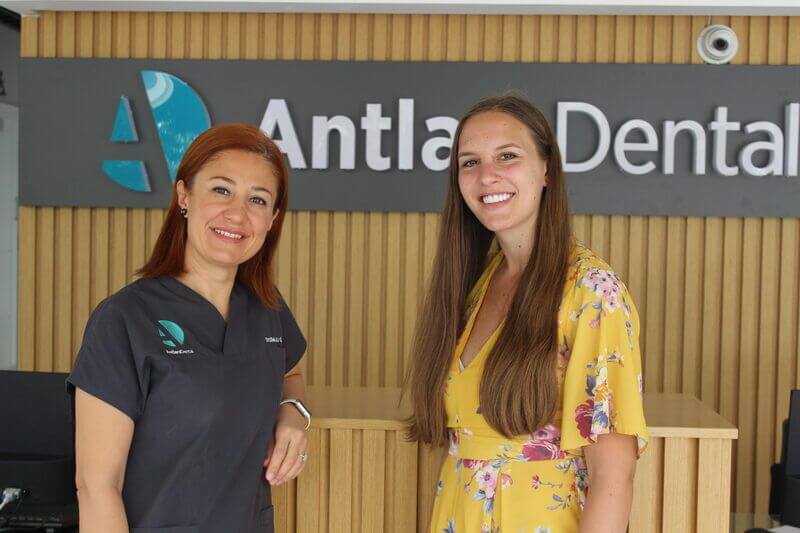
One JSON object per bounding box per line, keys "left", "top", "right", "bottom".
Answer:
{"left": 270, "top": 387, "right": 738, "bottom": 533}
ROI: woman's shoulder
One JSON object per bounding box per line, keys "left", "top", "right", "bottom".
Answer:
{"left": 88, "top": 278, "right": 157, "bottom": 324}
{"left": 567, "top": 241, "right": 616, "bottom": 277}
{"left": 567, "top": 241, "right": 624, "bottom": 283}
{"left": 563, "top": 241, "right": 630, "bottom": 306}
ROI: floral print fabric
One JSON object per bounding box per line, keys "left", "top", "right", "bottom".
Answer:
{"left": 429, "top": 243, "right": 648, "bottom": 533}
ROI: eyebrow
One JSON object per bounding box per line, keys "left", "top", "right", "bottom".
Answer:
{"left": 495, "top": 143, "right": 523, "bottom": 151}
{"left": 457, "top": 143, "right": 524, "bottom": 158}
{"left": 209, "top": 175, "right": 274, "bottom": 196}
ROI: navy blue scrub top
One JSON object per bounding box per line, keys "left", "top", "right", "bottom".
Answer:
{"left": 67, "top": 276, "right": 306, "bottom": 533}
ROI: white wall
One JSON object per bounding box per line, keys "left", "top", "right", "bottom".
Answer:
{"left": 0, "top": 103, "right": 18, "bottom": 370}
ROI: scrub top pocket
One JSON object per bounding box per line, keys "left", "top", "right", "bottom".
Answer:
{"left": 265, "top": 343, "right": 287, "bottom": 379}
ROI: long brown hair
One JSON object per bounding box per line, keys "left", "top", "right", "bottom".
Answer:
{"left": 138, "top": 123, "right": 289, "bottom": 309}
{"left": 406, "top": 95, "right": 573, "bottom": 445}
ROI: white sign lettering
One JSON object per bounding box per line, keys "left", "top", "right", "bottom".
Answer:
{"left": 259, "top": 98, "right": 800, "bottom": 178}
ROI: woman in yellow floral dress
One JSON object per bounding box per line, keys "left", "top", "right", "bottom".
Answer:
{"left": 406, "top": 95, "right": 648, "bottom": 533}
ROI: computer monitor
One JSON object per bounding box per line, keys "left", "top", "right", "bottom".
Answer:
{"left": 0, "top": 370, "right": 77, "bottom": 530}
{"left": 771, "top": 389, "right": 800, "bottom": 525}
{"left": 0, "top": 370, "right": 73, "bottom": 457}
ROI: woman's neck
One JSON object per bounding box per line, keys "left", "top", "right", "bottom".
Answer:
{"left": 495, "top": 215, "right": 537, "bottom": 276}
{"left": 177, "top": 254, "right": 237, "bottom": 320}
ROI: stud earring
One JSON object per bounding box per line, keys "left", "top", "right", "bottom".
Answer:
{"left": 180, "top": 207, "right": 187, "bottom": 217}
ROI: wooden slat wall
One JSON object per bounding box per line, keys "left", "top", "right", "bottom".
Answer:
{"left": 18, "top": 12, "right": 800, "bottom": 514}
{"left": 286, "top": 427, "right": 418, "bottom": 533}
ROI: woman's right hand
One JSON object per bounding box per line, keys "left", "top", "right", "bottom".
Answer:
{"left": 74, "top": 388, "right": 134, "bottom": 533}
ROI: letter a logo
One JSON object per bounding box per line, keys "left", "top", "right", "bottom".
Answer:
{"left": 102, "top": 71, "right": 212, "bottom": 192}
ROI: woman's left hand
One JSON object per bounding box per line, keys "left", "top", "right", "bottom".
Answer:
{"left": 263, "top": 404, "right": 309, "bottom": 485}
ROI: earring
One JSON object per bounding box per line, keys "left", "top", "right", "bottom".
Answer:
{"left": 180, "top": 207, "right": 187, "bottom": 217}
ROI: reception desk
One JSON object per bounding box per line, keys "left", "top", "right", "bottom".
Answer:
{"left": 271, "top": 387, "right": 738, "bottom": 533}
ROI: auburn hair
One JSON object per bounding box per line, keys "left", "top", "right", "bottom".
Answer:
{"left": 406, "top": 95, "right": 573, "bottom": 445}
{"left": 138, "top": 123, "right": 289, "bottom": 309}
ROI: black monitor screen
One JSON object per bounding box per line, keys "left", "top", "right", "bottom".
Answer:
{"left": 0, "top": 370, "right": 73, "bottom": 457}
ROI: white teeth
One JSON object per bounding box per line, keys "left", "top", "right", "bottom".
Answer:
{"left": 481, "top": 193, "right": 514, "bottom": 204}
{"left": 214, "top": 228, "right": 243, "bottom": 240}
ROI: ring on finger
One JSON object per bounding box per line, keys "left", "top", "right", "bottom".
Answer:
{"left": 298, "top": 451, "right": 309, "bottom": 462}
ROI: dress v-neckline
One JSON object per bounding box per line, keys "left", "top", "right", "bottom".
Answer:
{"left": 455, "top": 253, "right": 505, "bottom": 373}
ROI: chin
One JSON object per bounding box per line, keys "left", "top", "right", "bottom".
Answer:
{"left": 476, "top": 216, "right": 515, "bottom": 234}
{"left": 206, "top": 252, "right": 248, "bottom": 269}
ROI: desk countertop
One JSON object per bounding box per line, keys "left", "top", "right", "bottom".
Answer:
{"left": 306, "top": 386, "right": 738, "bottom": 439}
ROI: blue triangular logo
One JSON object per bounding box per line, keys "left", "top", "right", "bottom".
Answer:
{"left": 110, "top": 96, "right": 138, "bottom": 143}
{"left": 101, "top": 160, "right": 151, "bottom": 192}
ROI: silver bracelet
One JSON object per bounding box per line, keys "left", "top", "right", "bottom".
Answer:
{"left": 280, "top": 398, "right": 312, "bottom": 430}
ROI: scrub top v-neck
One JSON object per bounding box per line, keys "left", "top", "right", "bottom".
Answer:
{"left": 67, "top": 276, "right": 306, "bottom": 533}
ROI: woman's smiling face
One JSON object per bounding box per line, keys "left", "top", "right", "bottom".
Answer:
{"left": 177, "top": 148, "right": 280, "bottom": 272}
{"left": 457, "top": 111, "right": 548, "bottom": 235}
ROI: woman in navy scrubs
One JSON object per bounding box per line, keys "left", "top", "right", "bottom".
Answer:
{"left": 68, "top": 124, "right": 310, "bottom": 533}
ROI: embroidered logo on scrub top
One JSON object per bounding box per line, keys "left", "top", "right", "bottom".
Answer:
{"left": 265, "top": 337, "right": 283, "bottom": 344}
{"left": 157, "top": 320, "right": 195, "bottom": 355}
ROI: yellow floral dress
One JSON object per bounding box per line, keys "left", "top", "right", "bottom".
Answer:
{"left": 429, "top": 243, "right": 648, "bottom": 533}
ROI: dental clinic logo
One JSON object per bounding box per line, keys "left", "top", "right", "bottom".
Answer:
{"left": 103, "top": 71, "right": 211, "bottom": 192}
{"left": 157, "top": 319, "right": 195, "bottom": 355}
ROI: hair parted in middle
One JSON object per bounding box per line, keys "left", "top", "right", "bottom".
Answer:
{"left": 406, "top": 94, "right": 574, "bottom": 445}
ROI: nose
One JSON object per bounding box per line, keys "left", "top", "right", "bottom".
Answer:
{"left": 478, "top": 159, "right": 501, "bottom": 185}
{"left": 223, "top": 200, "right": 246, "bottom": 223}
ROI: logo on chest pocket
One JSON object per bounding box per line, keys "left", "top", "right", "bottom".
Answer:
{"left": 157, "top": 320, "right": 196, "bottom": 355}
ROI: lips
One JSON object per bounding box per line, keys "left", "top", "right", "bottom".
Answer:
{"left": 480, "top": 192, "right": 515, "bottom": 205}
{"left": 211, "top": 227, "right": 246, "bottom": 242}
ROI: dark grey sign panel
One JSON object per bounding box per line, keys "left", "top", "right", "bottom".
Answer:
{"left": 19, "top": 58, "right": 800, "bottom": 216}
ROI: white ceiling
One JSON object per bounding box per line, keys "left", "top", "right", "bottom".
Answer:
{"left": 3, "top": 0, "right": 800, "bottom": 16}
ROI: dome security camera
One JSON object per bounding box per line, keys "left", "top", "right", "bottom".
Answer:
{"left": 697, "top": 24, "right": 739, "bottom": 65}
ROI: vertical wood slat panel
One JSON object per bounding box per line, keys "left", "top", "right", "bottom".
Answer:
{"left": 35, "top": 208, "right": 54, "bottom": 371}
{"left": 329, "top": 213, "right": 347, "bottom": 386}
{"left": 54, "top": 208, "right": 72, "bottom": 372}
{"left": 348, "top": 213, "right": 366, "bottom": 386}
{"left": 682, "top": 217, "right": 703, "bottom": 399}
{"left": 384, "top": 214, "right": 402, "bottom": 386}
{"left": 391, "top": 431, "right": 419, "bottom": 532}
{"left": 295, "top": 428, "right": 322, "bottom": 532}
{"left": 696, "top": 439, "right": 733, "bottom": 533}
{"left": 293, "top": 212, "right": 312, "bottom": 380}
{"left": 417, "top": 445, "right": 445, "bottom": 533}
{"left": 629, "top": 437, "right": 663, "bottom": 533}
{"left": 737, "top": 219, "right": 762, "bottom": 512}
{"left": 663, "top": 217, "right": 685, "bottom": 392}
{"left": 662, "top": 437, "right": 698, "bottom": 532}
{"left": 311, "top": 213, "right": 329, "bottom": 385}
{"left": 20, "top": 12, "right": 800, "bottom": 517}
{"left": 701, "top": 218, "right": 724, "bottom": 411}
{"left": 365, "top": 213, "right": 385, "bottom": 386}
{"left": 328, "top": 429, "right": 353, "bottom": 530}
{"left": 72, "top": 209, "right": 92, "bottom": 359}
{"left": 755, "top": 219, "right": 780, "bottom": 512}
{"left": 281, "top": 427, "right": 421, "bottom": 532}
{"left": 360, "top": 430, "right": 386, "bottom": 532}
